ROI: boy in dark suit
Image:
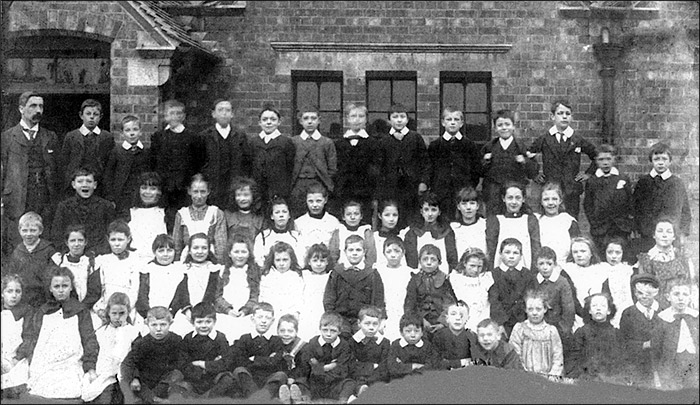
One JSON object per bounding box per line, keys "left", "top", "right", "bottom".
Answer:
{"left": 388, "top": 313, "right": 441, "bottom": 380}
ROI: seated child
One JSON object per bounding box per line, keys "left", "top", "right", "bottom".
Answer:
{"left": 375, "top": 236, "right": 414, "bottom": 342}
{"left": 509, "top": 290, "right": 564, "bottom": 378}
{"left": 388, "top": 313, "right": 441, "bottom": 379}
{"left": 1, "top": 274, "right": 31, "bottom": 398}
{"left": 372, "top": 199, "right": 409, "bottom": 269}
{"left": 295, "top": 182, "right": 340, "bottom": 258}
{"left": 450, "top": 247, "right": 493, "bottom": 331}
{"left": 432, "top": 302, "right": 477, "bottom": 370}
{"left": 471, "top": 318, "right": 523, "bottom": 370}
{"left": 224, "top": 176, "right": 264, "bottom": 244}
{"left": 450, "top": 187, "right": 487, "bottom": 257}
{"left": 127, "top": 172, "right": 167, "bottom": 262}
{"left": 276, "top": 314, "right": 308, "bottom": 404}
{"left": 135, "top": 234, "right": 186, "bottom": 322}
{"left": 51, "top": 225, "right": 100, "bottom": 308}
{"left": 601, "top": 237, "right": 634, "bottom": 328}
{"left": 258, "top": 242, "right": 305, "bottom": 321}
{"left": 299, "top": 243, "right": 333, "bottom": 341}
{"left": 120, "top": 306, "right": 186, "bottom": 404}
{"left": 349, "top": 306, "right": 391, "bottom": 396}
{"left": 533, "top": 246, "right": 575, "bottom": 347}
{"left": 404, "top": 192, "right": 458, "bottom": 273}
{"left": 253, "top": 196, "right": 305, "bottom": 268}
{"left": 536, "top": 182, "right": 580, "bottom": 267}
{"left": 329, "top": 199, "right": 377, "bottom": 267}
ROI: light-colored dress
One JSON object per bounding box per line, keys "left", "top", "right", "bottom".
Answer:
{"left": 170, "top": 261, "right": 222, "bottom": 337}
{"left": 375, "top": 264, "right": 414, "bottom": 342}
{"left": 450, "top": 270, "right": 494, "bottom": 332}
{"left": 509, "top": 319, "right": 564, "bottom": 376}
{"left": 603, "top": 262, "right": 634, "bottom": 328}
{"left": 372, "top": 228, "right": 408, "bottom": 269}
{"left": 141, "top": 261, "right": 186, "bottom": 308}
{"left": 52, "top": 253, "right": 92, "bottom": 301}
{"left": 536, "top": 213, "right": 577, "bottom": 266}
{"left": 258, "top": 268, "right": 305, "bottom": 319}
{"left": 253, "top": 229, "right": 305, "bottom": 268}
{"left": 562, "top": 262, "right": 609, "bottom": 331}
{"left": 217, "top": 265, "right": 254, "bottom": 345}
{"left": 94, "top": 252, "right": 141, "bottom": 323}
{"left": 1, "top": 309, "right": 29, "bottom": 389}
{"left": 128, "top": 206, "right": 167, "bottom": 262}
{"left": 299, "top": 270, "right": 331, "bottom": 341}
{"left": 493, "top": 214, "right": 534, "bottom": 270}
{"left": 450, "top": 218, "right": 487, "bottom": 259}
{"left": 295, "top": 212, "right": 340, "bottom": 261}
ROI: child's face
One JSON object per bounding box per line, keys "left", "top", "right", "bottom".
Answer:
{"left": 503, "top": 187, "right": 524, "bottom": 214}
{"left": 446, "top": 306, "right": 468, "bottom": 332}
{"left": 347, "top": 108, "right": 367, "bottom": 132}
{"left": 551, "top": 105, "right": 572, "bottom": 131}
{"left": 309, "top": 255, "right": 329, "bottom": 274}
{"left": 536, "top": 257, "right": 555, "bottom": 279}
{"left": 139, "top": 184, "right": 161, "bottom": 206}
{"left": 2, "top": 281, "right": 22, "bottom": 309}
{"left": 108, "top": 232, "right": 131, "bottom": 255}
{"left": 320, "top": 323, "right": 341, "bottom": 343}
{"left": 66, "top": 231, "right": 86, "bottom": 257}
{"left": 389, "top": 112, "right": 409, "bottom": 132}
{"left": 359, "top": 315, "right": 380, "bottom": 337}
{"left": 605, "top": 243, "right": 623, "bottom": 266}
{"left": 401, "top": 324, "right": 423, "bottom": 345}
{"left": 667, "top": 285, "right": 692, "bottom": 313}
{"left": 19, "top": 223, "right": 41, "bottom": 246}
{"left": 50, "top": 275, "right": 72, "bottom": 302}
{"left": 595, "top": 152, "right": 614, "bottom": 174}
{"left": 229, "top": 242, "right": 250, "bottom": 267}
{"left": 165, "top": 106, "right": 185, "bottom": 126}
{"left": 271, "top": 203, "right": 290, "bottom": 229}
{"left": 457, "top": 200, "right": 479, "bottom": 222}
{"left": 343, "top": 205, "right": 362, "bottom": 227}
{"left": 122, "top": 121, "right": 141, "bottom": 144}
{"left": 383, "top": 243, "right": 404, "bottom": 268}
{"left": 463, "top": 257, "right": 483, "bottom": 277}
{"left": 299, "top": 112, "right": 320, "bottom": 134}
{"left": 277, "top": 320, "right": 297, "bottom": 345}
{"left": 147, "top": 317, "right": 172, "bottom": 340}
{"left": 189, "top": 237, "right": 210, "bottom": 263}
{"left": 651, "top": 152, "right": 671, "bottom": 174}
{"left": 420, "top": 252, "right": 440, "bottom": 274}
{"left": 420, "top": 203, "right": 440, "bottom": 224}
{"left": 212, "top": 101, "right": 233, "bottom": 126}
{"left": 253, "top": 309, "right": 275, "bottom": 334}
{"left": 500, "top": 244, "right": 522, "bottom": 268}
{"left": 108, "top": 304, "right": 129, "bottom": 328}
{"left": 188, "top": 180, "right": 210, "bottom": 208}
{"left": 306, "top": 192, "right": 327, "bottom": 216}
{"left": 345, "top": 242, "right": 365, "bottom": 266}
{"left": 235, "top": 186, "right": 253, "bottom": 211}
{"left": 442, "top": 111, "right": 464, "bottom": 134}
{"left": 571, "top": 242, "right": 592, "bottom": 267}
{"left": 494, "top": 117, "right": 514, "bottom": 140}
{"left": 634, "top": 283, "right": 658, "bottom": 308}
{"left": 589, "top": 295, "right": 611, "bottom": 323}
{"left": 526, "top": 297, "right": 546, "bottom": 325}
{"left": 477, "top": 324, "right": 501, "bottom": 351}
{"left": 259, "top": 110, "right": 280, "bottom": 134}
{"left": 274, "top": 251, "right": 292, "bottom": 272}
{"left": 653, "top": 221, "right": 675, "bottom": 249}
{"left": 541, "top": 189, "right": 561, "bottom": 217}
{"left": 193, "top": 316, "right": 216, "bottom": 336}
{"left": 155, "top": 246, "right": 175, "bottom": 265}
{"left": 80, "top": 106, "right": 102, "bottom": 130}
{"left": 379, "top": 205, "right": 399, "bottom": 229}
{"left": 72, "top": 174, "right": 96, "bottom": 199}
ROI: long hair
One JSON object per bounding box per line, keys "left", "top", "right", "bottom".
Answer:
{"left": 184, "top": 232, "right": 218, "bottom": 265}
{"left": 262, "top": 241, "right": 302, "bottom": 277}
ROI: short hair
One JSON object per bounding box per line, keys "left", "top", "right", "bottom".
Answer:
{"left": 342, "top": 199, "right": 362, "bottom": 214}
{"left": 388, "top": 103, "right": 408, "bottom": 116}
{"left": 319, "top": 311, "right": 343, "bottom": 329}
{"left": 399, "top": 313, "right": 423, "bottom": 331}
{"left": 107, "top": 219, "right": 131, "bottom": 238}
{"left": 419, "top": 191, "right": 440, "bottom": 209}
{"left": 535, "top": 246, "right": 557, "bottom": 264}
{"left": 304, "top": 243, "right": 331, "bottom": 270}
{"left": 666, "top": 277, "right": 693, "bottom": 293}
{"left": 18, "top": 211, "right": 43, "bottom": 232}
{"left": 442, "top": 106, "right": 464, "bottom": 120}
{"left": 457, "top": 247, "right": 488, "bottom": 272}
{"left": 344, "top": 234, "right": 365, "bottom": 249}
{"left": 345, "top": 103, "right": 367, "bottom": 117}
{"left": 550, "top": 100, "right": 572, "bottom": 114}
{"left": 152, "top": 234, "right": 175, "bottom": 252}
{"left": 568, "top": 236, "right": 600, "bottom": 264}
{"left": 147, "top": 306, "right": 173, "bottom": 323}
{"left": 595, "top": 143, "right": 616, "bottom": 157}
{"left": 500, "top": 238, "right": 522, "bottom": 253}
{"left": 18, "top": 91, "right": 42, "bottom": 107}
{"left": 2, "top": 273, "right": 23, "bottom": 293}
{"left": 212, "top": 98, "right": 231, "bottom": 110}
{"left": 383, "top": 235, "right": 405, "bottom": 252}
{"left": 253, "top": 301, "right": 275, "bottom": 317}
{"left": 297, "top": 104, "right": 320, "bottom": 117}
{"left": 583, "top": 292, "right": 617, "bottom": 321}
{"left": 121, "top": 115, "right": 140, "bottom": 128}
{"left": 306, "top": 182, "right": 328, "bottom": 198}
{"left": 103, "top": 292, "right": 132, "bottom": 326}
{"left": 493, "top": 109, "right": 515, "bottom": 125}
{"left": 358, "top": 305, "right": 383, "bottom": 321}
{"left": 648, "top": 142, "right": 672, "bottom": 161}
{"left": 277, "top": 313, "right": 299, "bottom": 330}
{"left": 63, "top": 224, "right": 87, "bottom": 243}
{"left": 259, "top": 102, "right": 281, "bottom": 119}
{"left": 46, "top": 265, "right": 74, "bottom": 293}
{"left": 163, "top": 99, "right": 185, "bottom": 112}
{"left": 71, "top": 167, "right": 96, "bottom": 181}
{"left": 445, "top": 301, "right": 470, "bottom": 319}
{"left": 418, "top": 244, "right": 441, "bottom": 262}
{"left": 191, "top": 302, "right": 217, "bottom": 321}
{"left": 476, "top": 318, "right": 500, "bottom": 331}
{"left": 80, "top": 99, "right": 102, "bottom": 114}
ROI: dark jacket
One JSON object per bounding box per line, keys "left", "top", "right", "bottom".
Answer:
{"left": 633, "top": 174, "right": 692, "bottom": 238}
{"left": 481, "top": 136, "right": 536, "bottom": 186}
{"left": 527, "top": 132, "right": 597, "bottom": 196}
{"left": 431, "top": 327, "right": 477, "bottom": 370}
{"left": 488, "top": 266, "right": 538, "bottom": 333}
{"left": 121, "top": 332, "right": 185, "bottom": 389}
{"left": 376, "top": 130, "right": 430, "bottom": 199}
{"left": 50, "top": 194, "right": 115, "bottom": 255}
{"left": 291, "top": 134, "right": 337, "bottom": 193}
{"left": 428, "top": 135, "right": 482, "bottom": 198}
{"left": 584, "top": 171, "right": 634, "bottom": 237}
{"left": 180, "top": 330, "right": 231, "bottom": 394}
{"left": 150, "top": 128, "right": 203, "bottom": 193}
{"left": 103, "top": 144, "right": 152, "bottom": 215}
{"left": 568, "top": 320, "right": 623, "bottom": 379}
{"left": 471, "top": 340, "right": 523, "bottom": 370}
{"left": 323, "top": 263, "right": 385, "bottom": 323}
{"left": 333, "top": 136, "right": 381, "bottom": 200}
{"left": 387, "top": 338, "right": 441, "bottom": 378}
{"left": 60, "top": 128, "right": 114, "bottom": 191}
{"left": 249, "top": 133, "right": 296, "bottom": 201}
{"left": 7, "top": 239, "right": 57, "bottom": 308}
{"left": 349, "top": 335, "right": 391, "bottom": 384}
{"left": 404, "top": 270, "right": 458, "bottom": 326}
{"left": 199, "top": 126, "right": 251, "bottom": 209}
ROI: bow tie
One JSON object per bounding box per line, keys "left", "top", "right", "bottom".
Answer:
{"left": 674, "top": 313, "right": 693, "bottom": 322}
{"left": 361, "top": 336, "right": 379, "bottom": 344}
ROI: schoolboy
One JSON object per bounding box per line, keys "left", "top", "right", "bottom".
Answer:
{"left": 632, "top": 142, "right": 692, "bottom": 254}
{"left": 526, "top": 100, "right": 597, "bottom": 219}
{"left": 654, "top": 277, "right": 698, "bottom": 389}
{"left": 200, "top": 99, "right": 251, "bottom": 210}
{"left": 150, "top": 99, "right": 203, "bottom": 231}
{"left": 480, "top": 109, "right": 536, "bottom": 216}
{"left": 349, "top": 305, "right": 391, "bottom": 394}
{"left": 471, "top": 318, "right": 524, "bottom": 370}
{"left": 180, "top": 302, "right": 236, "bottom": 398}
{"left": 276, "top": 313, "right": 308, "bottom": 404}
{"left": 387, "top": 313, "right": 441, "bottom": 379}
{"left": 103, "top": 115, "right": 152, "bottom": 219}
{"left": 297, "top": 311, "right": 357, "bottom": 403}
{"left": 328, "top": 199, "right": 377, "bottom": 267}
{"left": 60, "top": 98, "right": 114, "bottom": 197}
{"left": 324, "top": 234, "right": 385, "bottom": 339}
{"left": 50, "top": 167, "right": 115, "bottom": 255}
{"left": 332, "top": 103, "right": 381, "bottom": 222}
{"left": 583, "top": 143, "right": 634, "bottom": 258}
{"left": 533, "top": 247, "right": 575, "bottom": 344}
{"left": 295, "top": 181, "right": 340, "bottom": 256}
{"left": 404, "top": 191, "right": 458, "bottom": 273}
{"left": 431, "top": 302, "right": 478, "bottom": 370}
{"left": 290, "top": 105, "right": 338, "bottom": 218}
{"left": 376, "top": 103, "right": 430, "bottom": 228}
{"left": 120, "top": 306, "right": 186, "bottom": 404}
{"left": 618, "top": 273, "right": 661, "bottom": 387}
{"left": 428, "top": 106, "right": 482, "bottom": 222}
{"left": 488, "top": 238, "right": 537, "bottom": 337}
{"left": 7, "top": 211, "right": 57, "bottom": 308}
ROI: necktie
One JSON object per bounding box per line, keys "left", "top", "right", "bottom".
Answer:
{"left": 646, "top": 309, "right": 654, "bottom": 321}
{"left": 24, "top": 128, "right": 36, "bottom": 139}
{"left": 322, "top": 343, "right": 333, "bottom": 360}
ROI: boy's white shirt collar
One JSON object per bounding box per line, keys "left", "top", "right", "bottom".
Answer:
{"left": 635, "top": 300, "right": 659, "bottom": 316}
{"left": 595, "top": 167, "right": 619, "bottom": 177}
{"left": 352, "top": 329, "right": 385, "bottom": 344}
{"left": 121, "top": 140, "right": 144, "bottom": 150}
{"left": 317, "top": 336, "right": 341, "bottom": 348}
{"left": 191, "top": 329, "right": 219, "bottom": 340}
{"left": 399, "top": 337, "right": 424, "bottom": 348}
{"left": 442, "top": 131, "right": 463, "bottom": 141}
{"left": 165, "top": 123, "right": 185, "bottom": 133}
{"left": 498, "top": 136, "right": 513, "bottom": 150}
{"left": 215, "top": 122, "right": 230, "bottom": 138}
{"left": 252, "top": 328, "right": 275, "bottom": 340}
{"left": 343, "top": 129, "right": 369, "bottom": 138}
{"left": 300, "top": 130, "right": 322, "bottom": 140}
{"left": 536, "top": 266, "right": 561, "bottom": 283}
{"left": 389, "top": 127, "right": 409, "bottom": 136}
{"left": 79, "top": 125, "right": 101, "bottom": 135}
{"left": 650, "top": 168, "right": 672, "bottom": 180}
{"left": 548, "top": 125, "right": 574, "bottom": 140}
{"left": 499, "top": 262, "right": 523, "bottom": 272}
{"left": 259, "top": 129, "right": 281, "bottom": 142}
{"left": 658, "top": 306, "right": 699, "bottom": 322}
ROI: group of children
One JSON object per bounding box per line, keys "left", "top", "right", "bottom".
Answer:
{"left": 0, "top": 96, "right": 698, "bottom": 402}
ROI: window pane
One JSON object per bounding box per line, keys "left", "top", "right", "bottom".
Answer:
{"left": 320, "top": 112, "right": 343, "bottom": 139}
{"left": 297, "top": 82, "right": 318, "bottom": 109}
{"left": 319, "top": 82, "right": 340, "bottom": 111}
{"left": 442, "top": 83, "right": 464, "bottom": 112}
{"left": 368, "top": 80, "right": 391, "bottom": 111}
{"left": 464, "top": 113, "right": 490, "bottom": 142}
{"left": 465, "top": 83, "right": 487, "bottom": 112}
{"left": 393, "top": 80, "right": 415, "bottom": 110}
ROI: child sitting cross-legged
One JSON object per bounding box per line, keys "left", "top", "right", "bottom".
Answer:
{"left": 471, "top": 318, "right": 523, "bottom": 370}
{"left": 349, "top": 305, "right": 391, "bottom": 398}
{"left": 432, "top": 301, "right": 478, "bottom": 370}
{"left": 276, "top": 314, "right": 308, "bottom": 404}
{"left": 388, "top": 313, "right": 441, "bottom": 380}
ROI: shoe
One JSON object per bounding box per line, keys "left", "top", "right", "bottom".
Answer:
{"left": 289, "top": 384, "right": 302, "bottom": 403}
{"left": 347, "top": 394, "right": 357, "bottom": 403}
{"left": 278, "top": 385, "right": 291, "bottom": 404}
{"left": 357, "top": 384, "right": 369, "bottom": 396}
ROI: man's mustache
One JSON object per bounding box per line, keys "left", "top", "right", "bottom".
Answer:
{"left": 31, "top": 112, "right": 42, "bottom": 121}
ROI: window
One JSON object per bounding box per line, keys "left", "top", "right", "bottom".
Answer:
{"left": 366, "top": 71, "right": 417, "bottom": 134}
{"left": 292, "top": 70, "right": 343, "bottom": 138}
{"left": 440, "top": 72, "right": 492, "bottom": 143}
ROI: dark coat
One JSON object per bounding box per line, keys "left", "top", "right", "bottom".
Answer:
{"left": 60, "top": 128, "right": 114, "bottom": 190}
{"left": 323, "top": 264, "right": 385, "bottom": 323}
{"left": 249, "top": 134, "right": 296, "bottom": 201}
{"left": 528, "top": 132, "right": 596, "bottom": 197}
{"left": 199, "top": 126, "right": 251, "bottom": 209}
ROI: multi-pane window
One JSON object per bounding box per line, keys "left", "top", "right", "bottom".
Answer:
{"left": 440, "top": 71, "right": 492, "bottom": 143}
{"left": 292, "top": 70, "right": 343, "bottom": 138}
{"left": 366, "top": 71, "right": 417, "bottom": 133}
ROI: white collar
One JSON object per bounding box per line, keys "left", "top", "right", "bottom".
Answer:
{"left": 165, "top": 123, "right": 185, "bottom": 133}
{"left": 537, "top": 266, "right": 560, "bottom": 283}
{"left": 399, "top": 337, "right": 424, "bottom": 348}
{"left": 352, "top": 329, "right": 385, "bottom": 344}
{"left": 252, "top": 328, "right": 275, "bottom": 340}
{"left": 595, "top": 167, "right": 620, "bottom": 177}
{"left": 647, "top": 245, "right": 675, "bottom": 261}
{"left": 635, "top": 300, "right": 659, "bottom": 315}
{"left": 79, "top": 125, "right": 101, "bottom": 135}
{"left": 658, "top": 307, "right": 699, "bottom": 323}
{"left": 20, "top": 120, "right": 39, "bottom": 132}
{"left": 191, "top": 329, "right": 219, "bottom": 340}
{"left": 650, "top": 169, "right": 672, "bottom": 180}
{"left": 215, "top": 123, "right": 231, "bottom": 138}
{"left": 259, "top": 129, "right": 281, "bottom": 141}
{"left": 121, "top": 140, "right": 144, "bottom": 150}
{"left": 442, "top": 131, "right": 463, "bottom": 141}
{"left": 499, "top": 262, "right": 523, "bottom": 272}
{"left": 317, "top": 336, "right": 341, "bottom": 348}
{"left": 498, "top": 136, "right": 513, "bottom": 149}
{"left": 300, "top": 130, "right": 322, "bottom": 141}
{"left": 548, "top": 125, "right": 574, "bottom": 140}
{"left": 343, "top": 129, "right": 369, "bottom": 139}
{"left": 389, "top": 127, "right": 409, "bottom": 136}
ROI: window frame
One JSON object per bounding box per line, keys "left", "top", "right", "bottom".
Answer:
{"left": 365, "top": 70, "right": 418, "bottom": 132}
{"left": 439, "top": 71, "right": 493, "bottom": 144}
{"left": 291, "top": 70, "right": 344, "bottom": 138}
